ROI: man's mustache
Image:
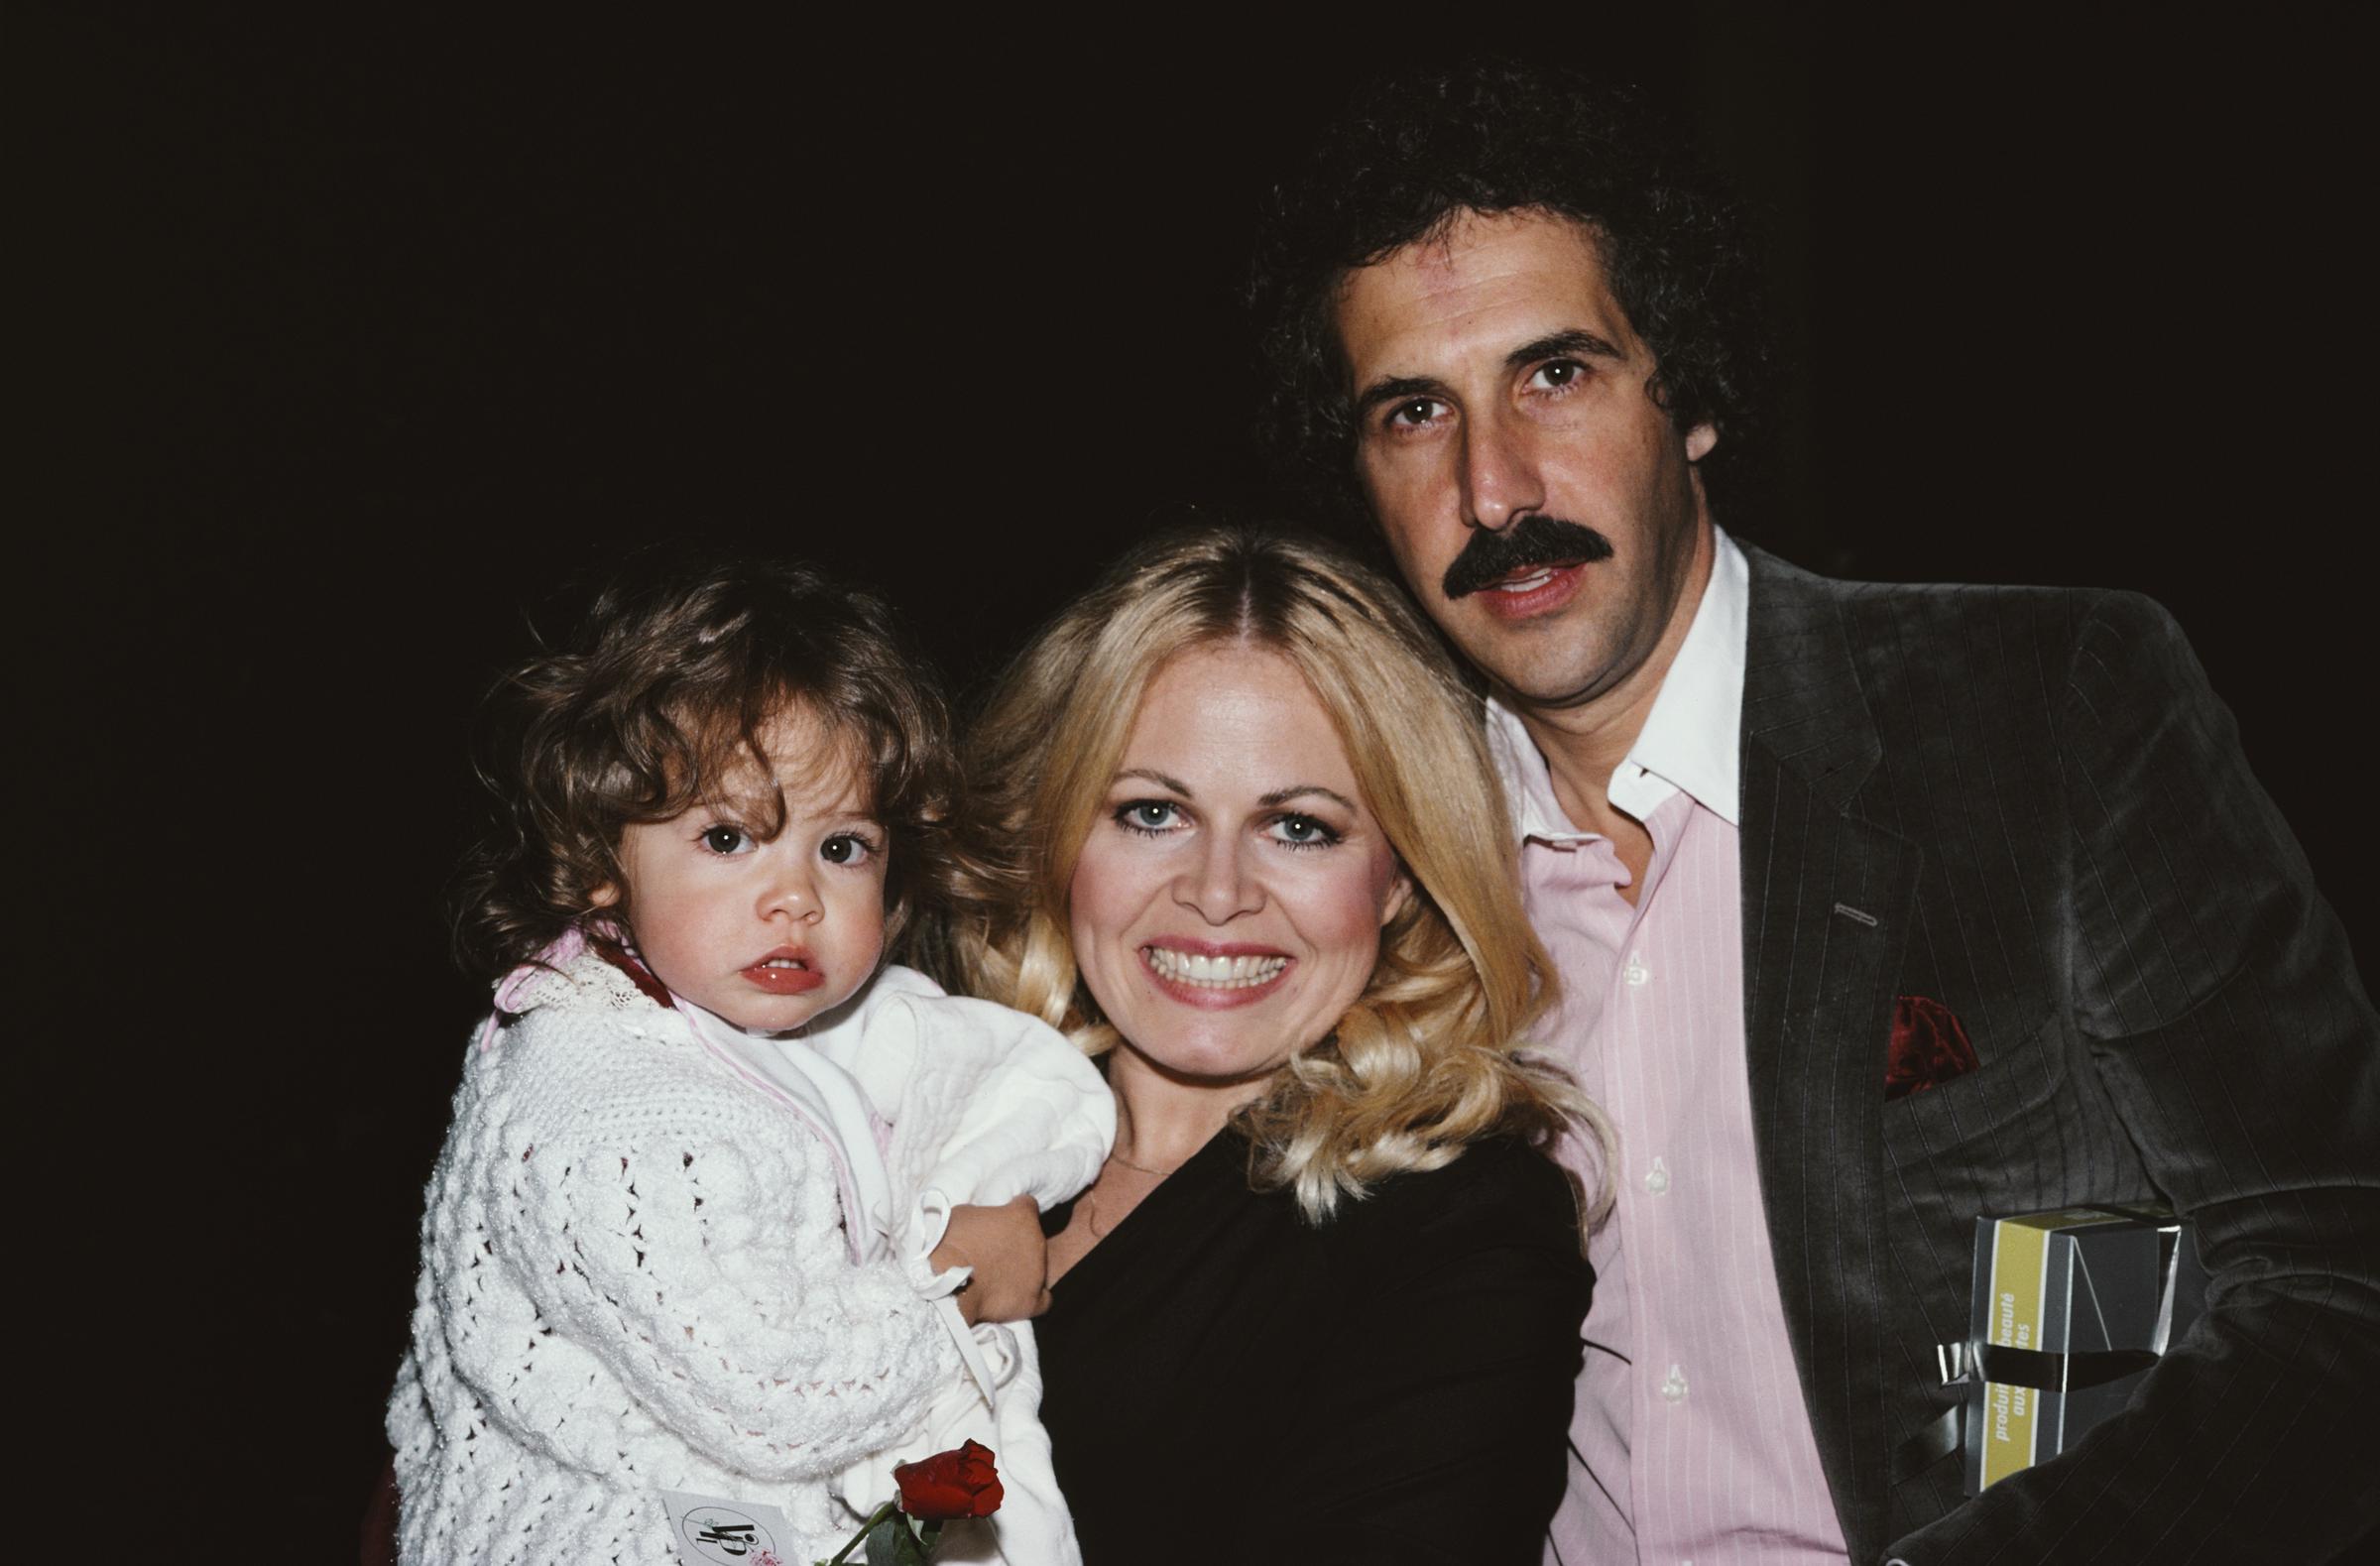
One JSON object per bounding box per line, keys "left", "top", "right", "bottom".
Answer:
{"left": 1441, "top": 515, "right": 1614, "bottom": 600}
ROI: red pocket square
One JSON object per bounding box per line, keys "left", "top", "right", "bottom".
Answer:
{"left": 1885, "top": 994, "right": 1979, "bottom": 1101}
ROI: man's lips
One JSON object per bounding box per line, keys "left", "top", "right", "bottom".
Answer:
{"left": 741, "top": 947, "right": 825, "bottom": 994}
{"left": 1139, "top": 940, "right": 1291, "bottom": 1008}
{"left": 1440, "top": 515, "right": 1613, "bottom": 600}
{"left": 1474, "top": 559, "right": 1590, "bottom": 621}
{"left": 1486, "top": 556, "right": 1589, "bottom": 589}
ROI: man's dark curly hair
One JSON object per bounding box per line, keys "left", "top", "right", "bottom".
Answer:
{"left": 1252, "top": 60, "right": 1769, "bottom": 526}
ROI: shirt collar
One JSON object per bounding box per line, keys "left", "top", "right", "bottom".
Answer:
{"left": 1486, "top": 526, "right": 1749, "bottom": 838}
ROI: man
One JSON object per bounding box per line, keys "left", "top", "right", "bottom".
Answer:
{"left": 1253, "top": 63, "right": 2377, "bottom": 1565}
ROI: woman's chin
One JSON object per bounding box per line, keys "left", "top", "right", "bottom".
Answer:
{"left": 1112, "top": 1032, "right": 1295, "bottom": 1096}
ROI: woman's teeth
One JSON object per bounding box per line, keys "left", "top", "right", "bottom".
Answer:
{"left": 760, "top": 958, "right": 807, "bottom": 968}
{"left": 1142, "top": 948, "right": 1288, "bottom": 988}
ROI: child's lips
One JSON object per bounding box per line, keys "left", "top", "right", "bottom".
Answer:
{"left": 741, "top": 949, "right": 825, "bottom": 995}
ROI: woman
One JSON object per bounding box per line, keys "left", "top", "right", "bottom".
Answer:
{"left": 951, "top": 527, "right": 1609, "bottom": 1564}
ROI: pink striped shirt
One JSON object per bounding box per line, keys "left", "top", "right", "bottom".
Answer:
{"left": 1488, "top": 535, "right": 1848, "bottom": 1566}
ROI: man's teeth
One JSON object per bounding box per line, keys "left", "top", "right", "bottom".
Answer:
{"left": 1493, "top": 567, "right": 1558, "bottom": 592}
{"left": 1142, "top": 948, "right": 1288, "bottom": 988}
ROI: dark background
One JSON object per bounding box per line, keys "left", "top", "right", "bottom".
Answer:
{"left": 21, "top": 6, "right": 2365, "bottom": 1547}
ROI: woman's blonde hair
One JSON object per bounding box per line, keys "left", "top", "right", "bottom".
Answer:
{"left": 951, "top": 526, "right": 1610, "bottom": 1224}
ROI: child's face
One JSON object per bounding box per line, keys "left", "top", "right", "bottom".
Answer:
{"left": 598, "top": 711, "right": 889, "bottom": 1032}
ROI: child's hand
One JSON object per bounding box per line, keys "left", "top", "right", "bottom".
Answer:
{"left": 930, "top": 1196, "right": 1049, "bottom": 1325}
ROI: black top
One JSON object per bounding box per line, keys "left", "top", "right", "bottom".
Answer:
{"left": 1036, "top": 1131, "right": 1592, "bottom": 1565}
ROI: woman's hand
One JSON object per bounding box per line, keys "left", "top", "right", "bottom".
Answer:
{"left": 929, "top": 1195, "right": 1050, "bottom": 1324}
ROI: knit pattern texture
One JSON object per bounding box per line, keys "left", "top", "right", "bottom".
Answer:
{"left": 389, "top": 950, "right": 963, "bottom": 1565}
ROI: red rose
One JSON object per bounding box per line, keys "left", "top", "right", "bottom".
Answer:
{"left": 893, "top": 1439, "right": 1004, "bottom": 1521}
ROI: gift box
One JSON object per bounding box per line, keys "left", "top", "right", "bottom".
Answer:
{"left": 1962, "top": 1205, "right": 2206, "bottom": 1495}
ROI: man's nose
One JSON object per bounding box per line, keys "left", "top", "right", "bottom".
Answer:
{"left": 1457, "top": 409, "right": 1543, "bottom": 532}
{"left": 1175, "top": 833, "right": 1263, "bottom": 924}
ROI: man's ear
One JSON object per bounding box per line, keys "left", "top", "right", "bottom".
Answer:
{"left": 1686, "top": 422, "right": 1718, "bottom": 462}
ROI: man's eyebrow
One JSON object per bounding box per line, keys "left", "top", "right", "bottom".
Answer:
{"left": 1351, "top": 373, "right": 1448, "bottom": 421}
{"left": 1259, "top": 784, "right": 1360, "bottom": 812}
{"left": 1351, "top": 330, "right": 1631, "bottom": 419}
{"left": 1117, "top": 768, "right": 1194, "bottom": 795}
{"left": 1505, "top": 329, "right": 1627, "bottom": 371}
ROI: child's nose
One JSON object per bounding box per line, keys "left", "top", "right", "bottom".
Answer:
{"left": 761, "top": 866, "right": 823, "bottom": 922}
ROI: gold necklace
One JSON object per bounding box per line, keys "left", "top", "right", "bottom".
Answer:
{"left": 1082, "top": 1149, "right": 1183, "bottom": 1237}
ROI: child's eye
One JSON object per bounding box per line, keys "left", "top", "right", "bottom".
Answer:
{"left": 1266, "top": 813, "right": 1342, "bottom": 850}
{"left": 820, "top": 832, "right": 878, "bottom": 866}
{"left": 1116, "top": 800, "right": 1183, "bottom": 836}
{"left": 699, "top": 824, "right": 753, "bottom": 856}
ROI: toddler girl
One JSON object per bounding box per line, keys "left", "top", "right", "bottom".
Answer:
{"left": 387, "top": 559, "right": 1113, "bottom": 1565}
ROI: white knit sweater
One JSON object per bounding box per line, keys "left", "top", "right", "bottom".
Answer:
{"left": 388, "top": 948, "right": 1111, "bottom": 1565}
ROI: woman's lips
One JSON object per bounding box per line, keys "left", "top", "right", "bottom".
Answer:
{"left": 1476, "top": 559, "right": 1589, "bottom": 622}
{"left": 1139, "top": 942, "right": 1291, "bottom": 1009}
{"left": 741, "top": 951, "right": 825, "bottom": 994}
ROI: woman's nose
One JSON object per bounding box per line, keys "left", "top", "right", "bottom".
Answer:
{"left": 1176, "top": 834, "right": 1262, "bottom": 924}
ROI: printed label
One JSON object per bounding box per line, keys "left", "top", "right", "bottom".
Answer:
{"left": 1980, "top": 1216, "right": 2050, "bottom": 1488}
{"left": 660, "top": 1490, "right": 794, "bottom": 1566}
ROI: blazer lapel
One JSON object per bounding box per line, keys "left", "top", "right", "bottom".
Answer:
{"left": 1738, "top": 546, "right": 1920, "bottom": 1563}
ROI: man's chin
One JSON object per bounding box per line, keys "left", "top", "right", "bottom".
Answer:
{"left": 1456, "top": 627, "right": 1623, "bottom": 713}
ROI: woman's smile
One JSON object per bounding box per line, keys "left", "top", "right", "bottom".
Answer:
{"left": 1138, "top": 939, "right": 1294, "bottom": 1004}
{"left": 1068, "top": 643, "right": 1408, "bottom": 1091}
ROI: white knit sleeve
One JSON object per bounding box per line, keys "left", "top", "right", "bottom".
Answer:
{"left": 484, "top": 1038, "right": 955, "bottom": 1482}
{"left": 827, "top": 987, "right": 1115, "bottom": 1214}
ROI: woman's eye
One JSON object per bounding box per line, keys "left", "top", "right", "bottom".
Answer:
{"left": 820, "top": 833, "right": 877, "bottom": 866}
{"left": 1117, "top": 800, "right": 1181, "bottom": 835}
{"left": 699, "top": 825, "right": 752, "bottom": 856}
{"left": 1267, "top": 814, "right": 1342, "bottom": 850}
{"left": 1384, "top": 397, "right": 1444, "bottom": 430}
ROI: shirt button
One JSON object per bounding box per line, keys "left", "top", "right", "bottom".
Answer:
{"left": 1660, "top": 1364, "right": 1689, "bottom": 1403}
{"left": 1644, "top": 1156, "right": 1670, "bottom": 1195}
{"left": 1624, "top": 953, "right": 1651, "bottom": 987}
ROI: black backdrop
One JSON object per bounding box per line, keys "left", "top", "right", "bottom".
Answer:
{"left": 21, "top": 7, "right": 2366, "bottom": 1547}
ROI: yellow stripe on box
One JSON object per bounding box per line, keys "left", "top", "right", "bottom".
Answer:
{"left": 1981, "top": 1216, "right": 2052, "bottom": 1488}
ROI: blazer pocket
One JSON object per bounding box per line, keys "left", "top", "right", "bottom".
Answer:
{"left": 1880, "top": 1005, "right": 2070, "bottom": 1155}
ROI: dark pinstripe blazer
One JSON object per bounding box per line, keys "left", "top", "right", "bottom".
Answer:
{"left": 1734, "top": 546, "right": 2378, "bottom": 1563}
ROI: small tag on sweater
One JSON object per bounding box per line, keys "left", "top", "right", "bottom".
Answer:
{"left": 660, "top": 1490, "right": 794, "bottom": 1564}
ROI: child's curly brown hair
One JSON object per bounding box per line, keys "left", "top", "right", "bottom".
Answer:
{"left": 453, "top": 557, "right": 959, "bottom": 981}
